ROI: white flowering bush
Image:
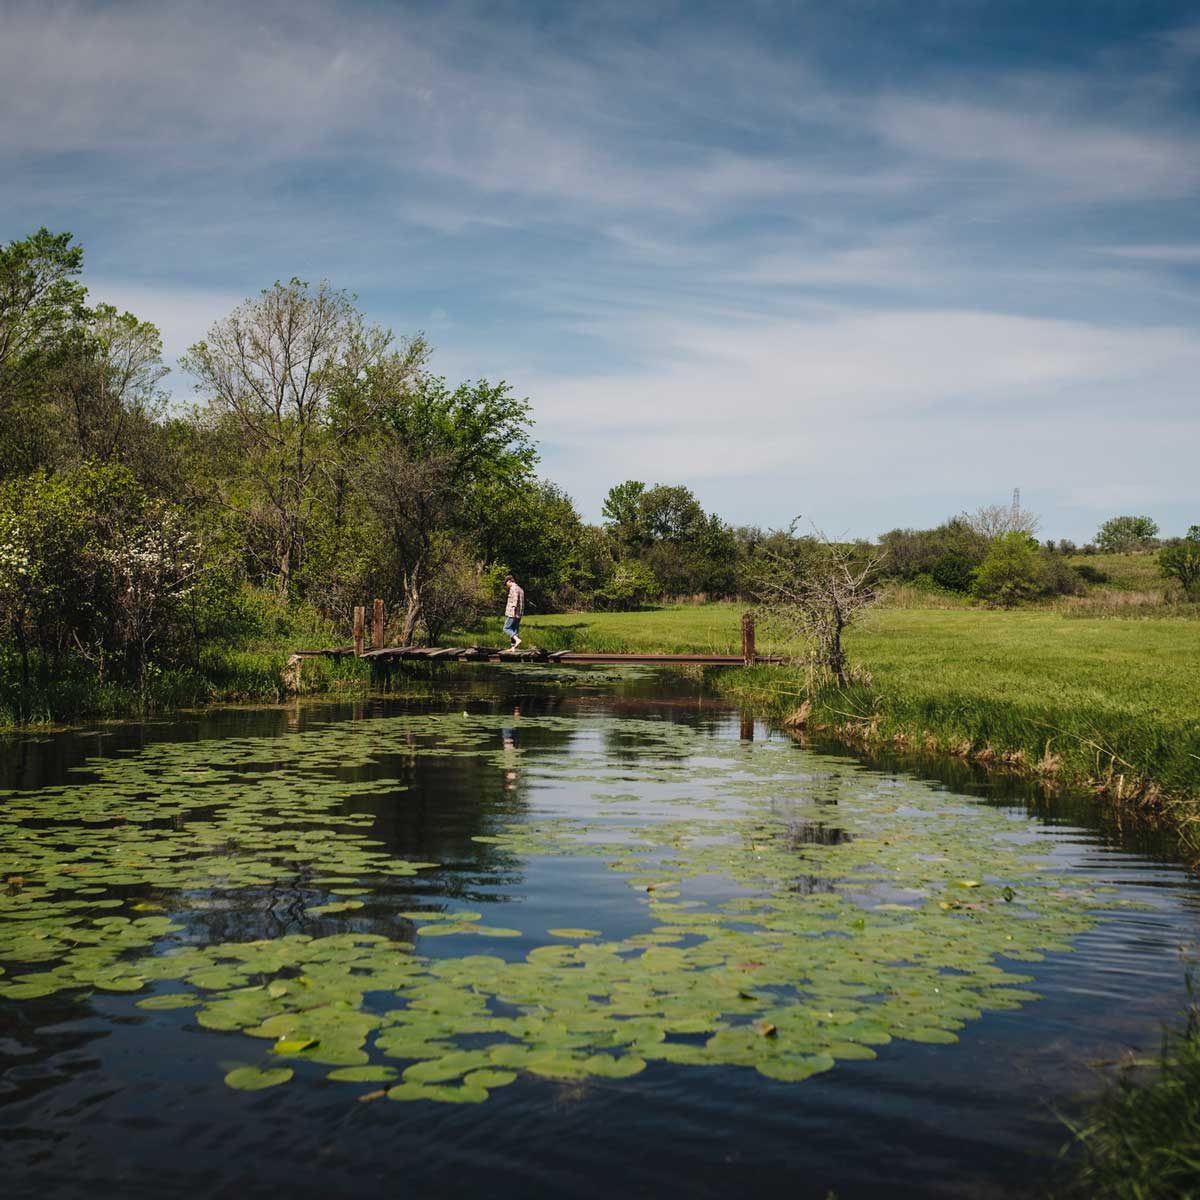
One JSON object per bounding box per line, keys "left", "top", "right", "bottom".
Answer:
{"left": 102, "top": 505, "right": 204, "bottom": 680}
{"left": 0, "top": 463, "right": 208, "bottom": 697}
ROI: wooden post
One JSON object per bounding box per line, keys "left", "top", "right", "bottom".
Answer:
{"left": 372, "top": 598, "right": 385, "bottom": 649}
{"left": 739, "top": 712, "right": 754, "bottom": 741}
{"left": 741, "top": 611, "right": 756, "bottom": 666}
{"left": 353, "top": 606, "right": 365, "bottom": 657}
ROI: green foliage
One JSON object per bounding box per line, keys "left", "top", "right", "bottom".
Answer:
{"left": 595, "top": 560, "right": 661, "bottom": 610}
{"left": 879, "top": 519, "right": 989, "bottom": 587}
{"left": 0, "top": 228, "right": 88, "bottom": 476}
{"left": 479, "top": 478, "right": 585, "bottom": 612}
{"left": 970, "top": 532, "right": 1045, "bottom": 605}
{"left": 930, "top": 551, "right": 976, "bottom": 592}
{"left": 601, "top": 479, "right": 648, "bottom": 549}
{"left": 600, "top": 479, "right": 740, "bottom": 597}
{"left": 1096, "top": 514, "right": 1160, "bottom": 554}
{"left": 1063, "top": 1014, "right": 1200, "bottom": 1199}
{"left": 1159, "top": 527, "right": 1200, "bottom": 599}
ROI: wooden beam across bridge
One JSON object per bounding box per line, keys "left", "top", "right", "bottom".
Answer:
{"left": 290, "top": 607, "right": 777, "bottom": 668}
{"left": 348, "top": 646, "right": 781, "bottom": 666}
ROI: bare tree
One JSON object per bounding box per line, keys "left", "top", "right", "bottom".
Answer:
{"left": 57, "top": 304, "right": 168, "bottom": 461}
{"left": 752, "top": 525, "right": 884, "bottom": 688}
{"left": 182, "top": 279, "right": 406, "bottom": 599}
{"left": 964, "top": 503, "right": 1040, "bottom": 540}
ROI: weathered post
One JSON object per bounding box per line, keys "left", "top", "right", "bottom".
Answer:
{"left": 741, "top": 611, "right": 756, "bottom": 666}
{"left": 372, "top": 598, "right": 385, "bottom": 649}
{"left": 353, "top": 606, "right": 365, "bottom": 657}
{"left": 739, "top": 711, "right": 754, "bottom": 741}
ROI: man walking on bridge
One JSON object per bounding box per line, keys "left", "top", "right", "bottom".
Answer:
{"left": 503, "top": 575, "right": 524, "bottom": 648}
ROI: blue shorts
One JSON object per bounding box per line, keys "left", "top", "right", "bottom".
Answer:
{"left": 503, "top": 616, "right": 521, "bottom": 638}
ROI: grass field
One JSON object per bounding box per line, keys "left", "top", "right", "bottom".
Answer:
{"left": 474, "top": 602, "right": 1200, "bottom": 827}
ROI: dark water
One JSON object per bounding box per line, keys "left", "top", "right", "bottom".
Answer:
{"left": 1, "top": 667, "right": 1197, "bottom": 1200}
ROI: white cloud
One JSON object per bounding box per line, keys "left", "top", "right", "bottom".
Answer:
{"left": 1096, "top": 244, "right": 1200, "bottom": 264}
{"left": 873, "top": 98, "right": 1199, "bottom": 200}
{"left": 528, "top": 305, "right": 1200, "bottom": 528}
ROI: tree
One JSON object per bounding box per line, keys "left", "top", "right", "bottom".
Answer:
{"left": 879, "top": 518, "right": 989, "bottom": 588}
{"left": 182, "top": 279, "right": 409, "bottom": 599}
{"left": 970, "top": 532, "right": 1045, "bottom": 606}
{"left": 480, "top": 479, "right": 586, "bottom": 612}
{"left": 752, "top": 526, "right": 882, "bottom": 688}
{"left": 0, "top": 228, "right": 88, "bottom": 475}
{"left": 358, "top": 376, "right": 536, "bottom": 643}
{"left": 601, "top": 480, "right": 648, "bottom": 550}
{"left": 1095, "top": 515, "right": 1159, "bottom": 553}
{"left": 54, "top": 304, "right": 168, "bottom": 465}
{"left": 1159, "top": 527, "right": 1200, "bottom": 599}
{"left": 596, "top": 560, "right": 660, "bottom": 611}
{"left": 963, "top": 502, "right": 1041, "bottom": 540}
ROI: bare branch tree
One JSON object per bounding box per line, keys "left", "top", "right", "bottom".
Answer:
{"left": 751, "top": 523, "right": 884, "bottom": 688}
{"left": 963, "top": 503, "right": 1041, "bottom": 540}
{"left": 181, "top": 279, "right": 400, "bottom": 599}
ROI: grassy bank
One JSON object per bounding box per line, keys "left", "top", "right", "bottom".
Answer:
{"left": 0, "top": 646, "right": 371, "bottom": 728}
{"left": 480, "top": 602, "right": 1200, "bottom": 838}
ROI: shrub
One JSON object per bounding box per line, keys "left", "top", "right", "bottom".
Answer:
{"left": 1096, "top": 515, "right": 1159, "bottom": 553}
{"left": 930, "top": 552, "right": 976, "bottom": 593}
{"left": 1159, "top": 526, "right": 1200, "bottom": 600}
{"left": 970, "top": 532, "right": 1045, "bottom": 606}
{"left": 596, "top": 560, "right": 660, "bottom": 610}
{"left": 1074, "top": 563, "right": 1109, "bottom": 585}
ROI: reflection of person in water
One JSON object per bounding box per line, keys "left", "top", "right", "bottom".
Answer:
{"left": 501, "top": 706, "right": 521, "bottom": 790}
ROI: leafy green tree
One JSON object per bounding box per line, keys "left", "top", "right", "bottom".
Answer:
{"left": 970, "top": 532, "right": 1045, "bottom": 606}
{"left": 0, "top": 463, "right": 201, "bottom": 705}
{"left": 182, "top": 279, "right": 410, "bottom": 599}
{"left": 53, "top": 303, "right": 168, "bottom": 465}
{"left": 596, "top": 560, "right": 660, "bottom": 611}
{"left": 1096, "top": 514, "right": 1160, "bottom": 553}
{"left": 879, "top": 518, "right": 988, "bottom": 586}
{"left": 1159, "top": 527, "right": 1200, "bottom": 599}
{"left": 601, "top": 480, "right": 648, "bottom": 550}
{"left": 359, "top": 375, "right": 536, "bottom": 643}
{"left": 481, "top": 479, "right": 586, "bottom": 612}
{"left": 0, "top": 228, "right": 88, "bottom": 475}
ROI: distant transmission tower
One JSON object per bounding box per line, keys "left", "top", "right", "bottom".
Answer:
{"left": 1010, "top": 487, "right": 1021, "bottom": 527}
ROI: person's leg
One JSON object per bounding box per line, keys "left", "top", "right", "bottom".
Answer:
{"left": 510, "top": 618, "right": 522, "bottom": 647}
{"left": 502, "top": 616, "right": 516, "bottom": 643}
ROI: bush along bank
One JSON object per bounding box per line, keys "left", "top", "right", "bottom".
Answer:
{"left": 0, "top": 647, "right": 373, "bottom": 729}
{"left": 717, "top": 665, "right": 1200, "bottom": 859}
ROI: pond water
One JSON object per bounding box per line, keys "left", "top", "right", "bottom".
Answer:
{"left": 1, "top": 667, "right": 1197, "bottom": 1200}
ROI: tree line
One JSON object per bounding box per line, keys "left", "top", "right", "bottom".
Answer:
{"left": 1, "top": 228, "right": 1197, "bottom": 715}
{"left": 0, "top": 229, "right": 782, "bottom": 708}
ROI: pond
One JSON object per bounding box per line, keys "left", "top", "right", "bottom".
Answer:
{"left": 1, "top": 667, "right": 1197, "bottom": 1199}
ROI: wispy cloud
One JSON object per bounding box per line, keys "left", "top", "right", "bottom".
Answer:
{"left": 3, "top": 0, "right": 1198, "bottom": 538}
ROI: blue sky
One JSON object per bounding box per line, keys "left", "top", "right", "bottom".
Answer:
{"left": 3, "top": 0, "right": 1199, "bottom": 539}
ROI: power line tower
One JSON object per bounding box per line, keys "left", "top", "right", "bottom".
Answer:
{"left": 1010, "top": 487, "right": 1021, "bottom": 527}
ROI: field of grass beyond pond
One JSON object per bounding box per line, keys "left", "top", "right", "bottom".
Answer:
{"left": 480, "top": 602, "right": 1200, "bottom": 836}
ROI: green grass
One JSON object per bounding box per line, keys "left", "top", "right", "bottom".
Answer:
{"left": 1069, "top": 552, "right": 1164, "bottom": 592}
{"left": 462, "top": 605, "right": 752, "bottom": 655}
{"left": 1060, "top": 1016, "right": 1200, "bottom": 1199}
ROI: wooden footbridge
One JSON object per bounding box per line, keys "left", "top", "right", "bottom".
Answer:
{"left": 291, "top": 604, "right": 778, "bottom": 669}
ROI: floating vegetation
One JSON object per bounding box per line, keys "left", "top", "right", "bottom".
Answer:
{"left": 0, "top": 709, "right": 1129, "bottom": 1103}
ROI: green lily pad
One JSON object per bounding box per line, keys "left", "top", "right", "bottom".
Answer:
{"left": 136, "top": 992, "right": 198, "bottom": 1010}
{"left": 224, "top": 1066, "right": 294, "bottom": 1091}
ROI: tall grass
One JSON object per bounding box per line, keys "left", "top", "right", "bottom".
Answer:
{"left": 1059, "top": 1011, "right": 1200, "bottom": 1199}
